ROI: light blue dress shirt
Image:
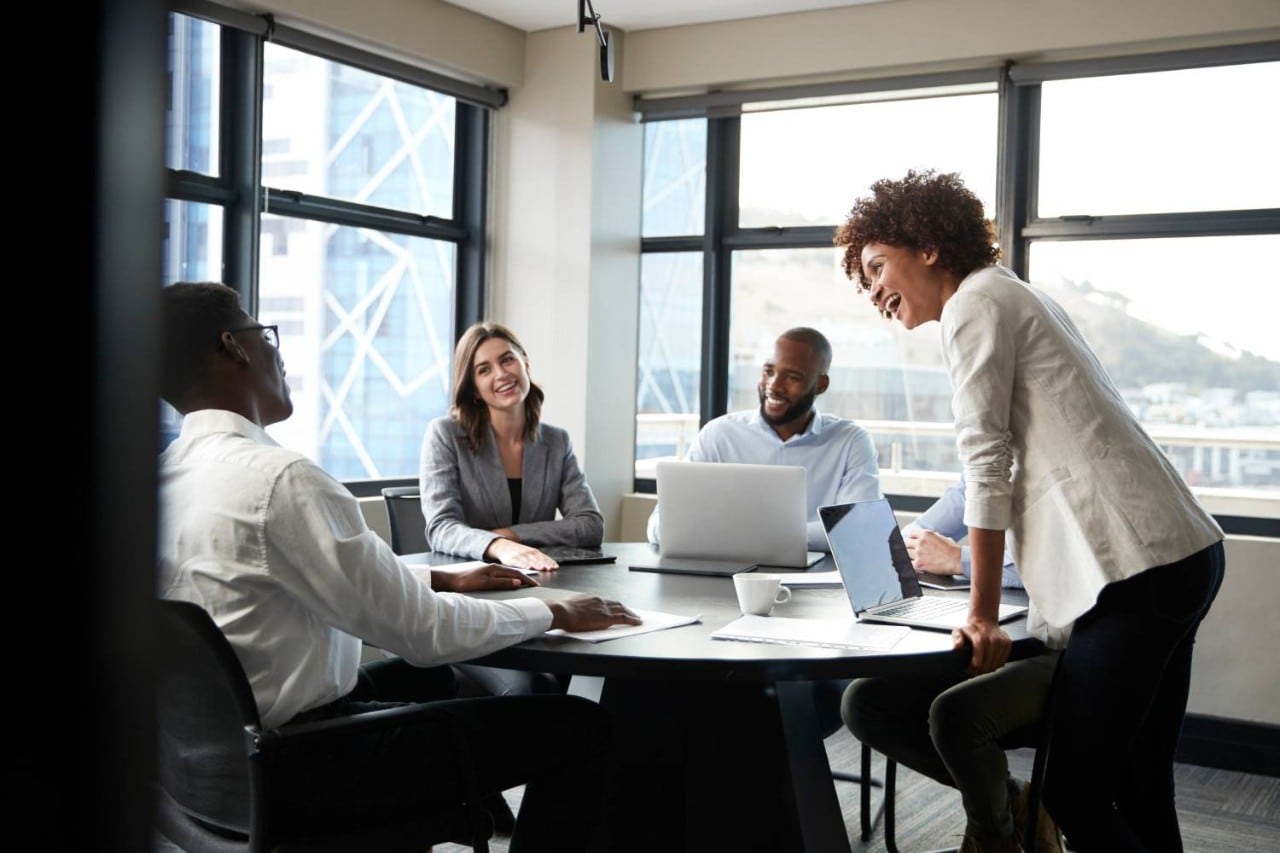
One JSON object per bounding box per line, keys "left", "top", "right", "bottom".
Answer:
{"left": 647, "top": 407, "right": 881, "bottom": 551}
{"left": 905, "top": 478, "right": 1022, "bottom": 588}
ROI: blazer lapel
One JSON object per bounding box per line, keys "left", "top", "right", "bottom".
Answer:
{"left": 476, "top": 430, "right": 511, "bottom": 524}
{"left": 521, "top": 429, "right": 548, "bottom": 522}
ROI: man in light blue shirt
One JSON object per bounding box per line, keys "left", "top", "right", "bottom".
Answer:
{"left": 647, "top": 326, "right": 881, "bottom": 551}
{"left": 904, "top": 478, "right": 1023, "bottom": 589}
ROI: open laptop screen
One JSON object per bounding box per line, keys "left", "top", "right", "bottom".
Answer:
{"left": 819, "top": 500, "right": 923, "bottom": 613}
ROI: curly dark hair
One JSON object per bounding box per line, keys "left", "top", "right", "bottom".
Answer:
{"left": 833, "top": 169, "right": 1000, "bottom": 290}
{"left": 450, "top": 322, "right": 545, "bottom": 453}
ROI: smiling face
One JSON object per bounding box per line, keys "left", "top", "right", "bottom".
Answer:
{"left": 757, "top": 336, "right": 829, "bottom": 439}
{"left": 471, "top": 335, "right": 531, "bottom": 415}
{"left": 859, "top": 242, "right": 954, "bottom": 330}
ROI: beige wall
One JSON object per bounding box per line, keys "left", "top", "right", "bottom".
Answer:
{"left": 622, "top": 0, "right": 1280, "bottom": 93}
{"left": 490, "top": 27, "right": 644, "bottom": 539}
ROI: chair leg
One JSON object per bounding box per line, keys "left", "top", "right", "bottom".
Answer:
{"left": 831, "top": 742, "right": 887, "bottom": 842}
{"left": 1023, "top": 736, "right": 1051, "bottom": 853}
{"left": 883, "top": 757, "right": 898, "bottom": 853}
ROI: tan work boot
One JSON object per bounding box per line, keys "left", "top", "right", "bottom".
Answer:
{"left": 1011, "top": 779, "right": 1063, "bottom": 853}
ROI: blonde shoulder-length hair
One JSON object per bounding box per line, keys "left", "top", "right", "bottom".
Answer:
{"left": 450, "top": 322, "right": 545, "bottom": 453}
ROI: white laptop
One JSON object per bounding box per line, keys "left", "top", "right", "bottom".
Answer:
{"left": 642, "top": 460, "right": 824, "bottom": 572}
{"left": 820, "top": 498, "right": 1026, "bottom": 631}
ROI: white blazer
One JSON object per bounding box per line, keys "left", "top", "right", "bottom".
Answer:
{"left": 941, "top": 265, "right": 1222, "bottom": 646}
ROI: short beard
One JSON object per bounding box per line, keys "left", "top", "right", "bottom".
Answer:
{"left": 758, "top": 385, "right": 817, "bottom": 429}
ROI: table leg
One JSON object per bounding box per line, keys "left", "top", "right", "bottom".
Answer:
{"left": 775, "top": 681, "right": 855, "bottom": 853}
{"left": 587, "top": 678, "right": 852, "bottom": 853}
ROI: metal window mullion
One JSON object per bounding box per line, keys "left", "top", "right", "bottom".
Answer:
{"left": 166, "top": 170, "right": 239, "bottom": 206}
{"left": 1022, "top": 209, "right": 1280, "bottom": 241}
{"left": 223, "top": 25, "right": 262, "bottom": 310}
{"left": 723, "top": 226, "right": 836, "bottom": 250}
{"left": 454, "top": 102, "right": 488, "bottom": 333}
{"left": 641, "top": 235, "right": 703, "bottom": 252}
{"left": 262, "top": 191, "right": 468, "bottom": 241}
{"left": 700, "top": 116, "right": 739, "bottom": 425}
{"left": 996, "top": 65, "right": 1038, "bottom": 279}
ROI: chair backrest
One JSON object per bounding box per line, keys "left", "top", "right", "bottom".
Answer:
{"left": 382, "top": 485, "right": 428, "bottom": 555}
{"left": 155, "top": 599, "right": 260, "bottom": 838}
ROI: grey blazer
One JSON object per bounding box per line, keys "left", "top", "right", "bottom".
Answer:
{"left": 418, "top": 415, "right": 605, "bottom": 560}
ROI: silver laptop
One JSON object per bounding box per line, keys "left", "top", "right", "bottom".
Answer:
{"left": 652, "top": 460, "right": 825, "bottom": 570}
{"left": 820, "top": 499, "right": 1026, "bottom": 631}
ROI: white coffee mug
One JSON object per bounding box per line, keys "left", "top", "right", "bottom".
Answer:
{"left": 733, "top": 573, "right": 792, "bottom": 616}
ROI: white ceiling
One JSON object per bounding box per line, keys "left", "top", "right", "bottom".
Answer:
{"left": 440, "top": 0, "right": 892, "bottom": 34}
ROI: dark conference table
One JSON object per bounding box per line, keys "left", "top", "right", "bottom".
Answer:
{"left": 407, "top": 542, "right": 1042, "bottom": 853}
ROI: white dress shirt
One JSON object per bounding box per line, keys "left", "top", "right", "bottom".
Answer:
{"left": 942, "top": 265, "right": 1222, "bottom": 646}
{"left": 647, "top": 407, "right": 881, "bottom": 550}
{"left": 158, "top": 409, "right": 553, "bottom": 728}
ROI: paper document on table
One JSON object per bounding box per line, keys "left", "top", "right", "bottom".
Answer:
{"left": 778, "top": 570, "right": 842, "bottom": 587}
{"left": 711, "top": 614, "right": 910, "bottom": 651}
{"left": 545, "top": 609, "right": 701, "bottom": 643}
{"left": 408, "top": 561, "right": 539, "bottom": 582}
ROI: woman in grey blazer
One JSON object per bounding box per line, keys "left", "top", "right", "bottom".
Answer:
{"left": 834, "top": 170, "right": 1224, "bottom": 853}
{"left": 418, "top": 322, "right": 605, "bottom": 702}
{"left": 419, "top": 321, "right": 604, "bottom": 568}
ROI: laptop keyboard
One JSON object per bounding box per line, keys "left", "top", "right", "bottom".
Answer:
{"left": 874, "top": 596, "right": 967, "bottom": 619}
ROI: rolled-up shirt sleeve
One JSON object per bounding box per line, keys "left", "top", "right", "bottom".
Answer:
{"left": 268, "top": 459, "right": 552, "bottom": 664}
{"left": 942, "top": 289, "right": 1016, "bottom": 532}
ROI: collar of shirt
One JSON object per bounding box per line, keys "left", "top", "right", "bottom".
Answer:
{"left": 749, "top": 406, "right": 825, "bottom": 444}
{"left": 179, "top": 408, "right": 281, "bottom": 448}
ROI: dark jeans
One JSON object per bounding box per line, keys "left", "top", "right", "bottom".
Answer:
{"left": 1043, "top": 541, "right": 1225, "bottom": 852}
{"left": 286, "top": 657, "right": 608, "bottom": 853}
{"left": 842, "top": 651, "right": 1059, "bottom": 840}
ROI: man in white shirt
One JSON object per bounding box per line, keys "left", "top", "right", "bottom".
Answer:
{"left": 158, "top": 281, "right": 640, "bottom": 851}
{"left": 905, "top": 478, "right": 1022, "bottom": 589}
{"left": 647, "top": 326, "right": 882, "bottom": 550}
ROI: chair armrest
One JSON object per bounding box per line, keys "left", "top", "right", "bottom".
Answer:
{"left": 250, "top": 701, "right": 463, "bottom": 750}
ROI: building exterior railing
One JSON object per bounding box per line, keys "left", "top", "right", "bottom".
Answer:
{"left": 634, "top": 413, "right": 1280, "bottom": 517}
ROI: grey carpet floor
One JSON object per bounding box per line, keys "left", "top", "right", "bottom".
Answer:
{"left": 429, "top": 730, "right": 1280, "bottom": 853}
{"left": 155, "top": 728, "right": 1280, "bottom": 852}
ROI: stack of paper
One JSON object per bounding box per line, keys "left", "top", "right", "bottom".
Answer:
{"left": 711, "top": 614, "right": 910, "bottom": 651}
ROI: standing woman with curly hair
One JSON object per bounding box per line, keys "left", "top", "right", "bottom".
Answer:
{"left": 834, "top": 170, "right": 1224, "bottom": 853}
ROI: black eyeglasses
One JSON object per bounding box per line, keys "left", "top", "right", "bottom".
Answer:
{"left": 229, "top": 324, "right": 280, "bottom": 348}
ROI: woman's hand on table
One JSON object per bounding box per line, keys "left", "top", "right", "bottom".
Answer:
{"left": 953, "top": 617, "right": 1011, "bottom": 676}
{"left": 547, "top": 596, "right": 643, "bottom": 632}
{"left": 485, "top": 536, "right": 559, "bottom": 571}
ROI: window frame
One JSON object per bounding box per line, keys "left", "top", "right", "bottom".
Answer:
{"left": 633, "top": 41, "right": 1280, "bottom": 532}
{"left": 165, "top": 1, "right": 497, "bottom": 483}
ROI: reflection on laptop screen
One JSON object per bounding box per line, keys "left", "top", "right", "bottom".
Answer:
{"left": 821, "top": 500, "right": 921, "bottom": 612}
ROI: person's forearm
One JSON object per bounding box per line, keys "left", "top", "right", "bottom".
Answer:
{"left": 967, "top": 526, "right": 1006, "bottom": 620}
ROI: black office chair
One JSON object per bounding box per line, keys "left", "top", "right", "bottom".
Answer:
{"left": 382, "top": 485, "right": 428, "bottom": 555}
{"left": 153, "top": 599, "right": 493, "bottom": 852}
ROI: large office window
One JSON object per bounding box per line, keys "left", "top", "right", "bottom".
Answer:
{"left": 164, "top": 7, "right": 497, "bottom": 480}
{"left": 635, "top": 47, "right": 1280, "bottom": 520}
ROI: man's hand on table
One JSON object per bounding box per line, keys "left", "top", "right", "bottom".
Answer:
{"left": 548, "top": 596, "right": 643, "bottom": 632}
